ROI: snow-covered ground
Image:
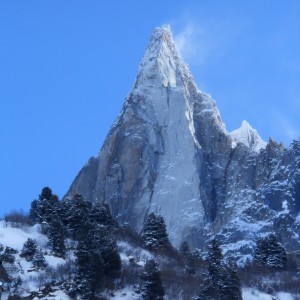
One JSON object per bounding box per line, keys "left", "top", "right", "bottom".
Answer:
{"left": 0, "top": 221, "right": 68, "bottom": 296}
{"left": 110, "top": 287, "right": 140, "bottom": 300}
{"left": 1, "top": 221, "right": 299, "bottom": 299}
{"left": 242, "top": 288, "right": 296, "bottom": 300}
{"left": 118, "top": 240, "right": 152, "bottom": 267}
{"left": 0, "top": 221, "right": 47, "bottom": 250}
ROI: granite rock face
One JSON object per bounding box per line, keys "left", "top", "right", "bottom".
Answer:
{"left": 65, "top": 26, "right": 300, "bottom": 261}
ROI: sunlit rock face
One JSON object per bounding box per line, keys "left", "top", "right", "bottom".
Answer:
{"left": 65, "top": 26, "right": 300, "bottom": 261}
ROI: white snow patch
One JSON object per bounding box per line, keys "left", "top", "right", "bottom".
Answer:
{"left": 0, "top": 221, "right": 47, "bottom": 250}
{"left": 32, "top": 290, "right": 71, "bottom": 300}
{"left": 282, "top": 200, "right": 289, "bottom": 213}
{"left": 44, "top": 255, "right": 65, "bottom": 268}
{"left": 242, "top": 289, "right": 273, "bottom": 300}
{"left": 276, "top": 292, "right": 295, "bottom": 300}
{"left": 110, "top": 287, "right": 140, "bottom": 299}
{"left": 118, "top": 241, "right": 152, "bottom": 266}
{"left": 242, "top": 288, "right": 296, "bottom": 300}
{"left": 232, "top": 218, "right": 269, "bottom": 233}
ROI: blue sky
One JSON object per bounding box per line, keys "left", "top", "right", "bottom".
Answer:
{"left": 1, "top": 1, "right": 300, "bottom": 216}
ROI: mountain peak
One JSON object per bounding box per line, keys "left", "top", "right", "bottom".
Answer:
{"left": 137, "top": 25, "right": 186, "bottom": 88}
{"left": 152, "top": 24, "right": 172, "bottom": 41}
{"left": 231, "top": 120, "right": 267, "bottom": 152}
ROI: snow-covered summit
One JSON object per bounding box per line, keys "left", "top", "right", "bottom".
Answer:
{"left": 137, "top": 25, "right": 193, "bottom": 89}
{"left": 231, "top": 120, "right": 267, "bottom": 153}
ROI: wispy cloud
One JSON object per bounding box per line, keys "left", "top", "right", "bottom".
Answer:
{"left": 173, "top": 22, "right": 208, "bottom": 65}
{"left": 172, "top": 19, "right": 238, "bottom": 67}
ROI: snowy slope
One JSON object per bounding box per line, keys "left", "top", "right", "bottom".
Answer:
{"left": 0, "top": 221, "right": 47, "bottom": 250}
{"left": 242, "top": 288, "right": 296, "bottom": 300}
{"left": 0, "top": 221, "right": 70, "bottom": 299}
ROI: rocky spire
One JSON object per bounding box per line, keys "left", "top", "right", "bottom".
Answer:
{"left": 63, "top": 26, "right": 300, "bottom": 256}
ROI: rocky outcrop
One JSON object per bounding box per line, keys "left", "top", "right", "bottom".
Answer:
{"left": 65, "top": 26, "right": 300, "bottom": 260}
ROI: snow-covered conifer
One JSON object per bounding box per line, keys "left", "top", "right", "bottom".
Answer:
{"left": 140, "top": 259, "right": 165, "bottom": 300}
{"left": 142, "top": 213, "right": 170, "bottom": 251}
{"left": 20, "top": 238, "right": 37, "bottom": 261}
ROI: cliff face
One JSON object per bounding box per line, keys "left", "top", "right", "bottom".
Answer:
{"left": 65, "top": 26, "right": 300, "bottom": 260}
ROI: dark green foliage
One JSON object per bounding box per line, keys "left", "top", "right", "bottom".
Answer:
{"left": 47, "top": 215, "right": 66, "bottom": 258}
{"left": 39, "top": 186, "right": 53, "bottom": 202}
{"left": 180, "top": 241, "right": 196, "bottom": 275}
{"left": 0, "top": 247, "right": 15, "bottom": 264}
{"left": 179, "top": 241, "right": 190, "bottom": 259}
{"left": 89, "top": 201, "right": 117, "bottom": 228}
{"left": 32, "top": 248, "right": 47, "bottom": 270}
{"left": 92, "top": 224, "right": 121, "bottom": 276}
{"left": 142, "top": 213, "right": 170, "bottom": 251}
{"left": 198, "top": 239, "right": 242, "bottom": 300}
{"left": 140, "top": 260, "right": 165, "bottom": 300}
{"left": 29, "top": 187, "right": 61, "bottom": 234}
{"left": 207, "top": 239, "right": 223, "bottom": 287}
{"left": 29, "top": 199, "right": 40, "bottom": 223}
{"left": 70, "top": 222, "right": 121, "bottom": 299}
{"left": 254, "top": 234, "right": 287, "bottom": 270}
{"left": 196, "top": 277, "right": 216, "bottom": 300}
{"left": 38, "top": 187, "right": 57, "bottom": 222}
{"left": 30, "top": 187, "right": 66, "bottom": 257}
{"left": 20, "top": 238, "right": 37, "bottom": 261}
{"left": 185, "top": 252, "right": 196, "bottom": 275}
{"left": 72, "top": 234, "right": 103, "bottom": 300}
{"left": 63, "top": 194, "right": 92, "bottom": 240}
{"left": 220, "top": 264, "right": 242, "bottom": 300}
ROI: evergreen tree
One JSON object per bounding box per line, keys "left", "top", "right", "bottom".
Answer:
{"left": 140, "top": 260, "right": 165, "bottom": 300}
{"left": 196, "top": 277, "right": 216, "bottom": 300}
{"left": 47, "top": 214, "right": 66, "bottom": 258}
{"left": 220, "top": 264, "right": 242, "bottom": 300}
{"left": 199, "top": 239, "right": 223, "bottom": 299}
{"left": 38, "top": 187, "right": 55, "bottom": 220}
{"left": 179, "top": 241, "right": 190, "bottom": 259}
{"left": 142, "top": 213, "right": 170, "bottom": 251}
{"left": 89, "top": 201, "right": 117, "bottom": 228}
{"left": 179, "top": 241, "right": 196, "bottom": 275}
{"left": 0, "top": 247, "right": 15, "bottom": 264}
{"left": 63, "top": 194, "right": 92, "bottom": 240}
{"left": 32, "top": 248, "right": 47, "bottom": 270}
{"left": 20, "top": 238, "right": 37, "bottom": 261}
{"left": 92, "top": 224, "right": 121, "bottom": 276}
{"left": 29, "top": 199, "right": 39, "bottom": 223}
{"left": 73, "top": 238, "right": 96, "bottom": 299}
{"left": 207, "top": 239, "right": 223, "bottom": 287}
{"left": 72, "top": 227, "right": 104, "bottom": 300}
{"left": 70, "top": 220, "right": 121, "bottom": 299}
{"left": 198, "top": 239, "right": 242, "bottom": 300}
{"left": 254, "top": 234, "right": 287, "bottom": 270}
{"left": 29, "top": 187, "right": 61, "bottom": 233}
{"left": 254, "top": 237, "right": 268, "bottom": 265}
{"left": 185, "top": 253, "right": 196, "bottom": 275}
